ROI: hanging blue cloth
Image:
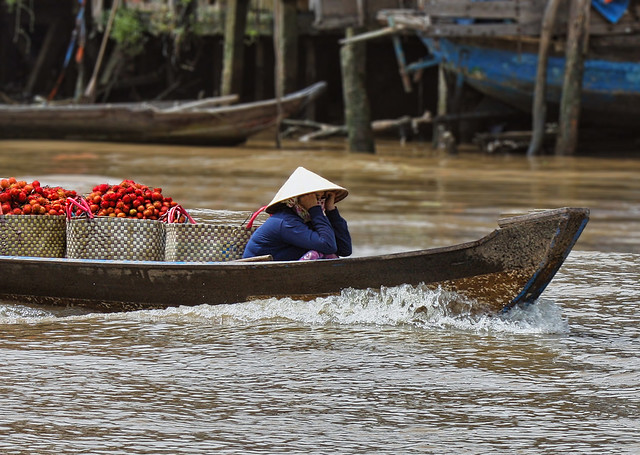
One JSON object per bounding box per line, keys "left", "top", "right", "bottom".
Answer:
{"left": 592, "top": 0, "right": 629, "bottom": 24}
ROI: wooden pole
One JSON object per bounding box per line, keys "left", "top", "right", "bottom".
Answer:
{"left": 303, "top": 37, "right": 317, "bottom": 121}
{"left": 83, "top": 0, "right": 119, "bottom": 103}
{"left": 527, "top": 0, "right": 562, "bottom": 157}
{"left": 275, "top": 0, "right": 298, "bottom": 96}
{"left": 0, "top": 6, "right": 8, "bottom": 86}
{"left": 255, "top": 37, "right": 265, "bottom": 100}
{"left": 432, "top": 64, "right": 447, "bottom": 147}
{"left": 25, "top": 18, "right": 65, "bottom": 96}
{"left": 273, "top": 0, "right": 283, "bottom": 148}
{"left": 340, "top": 27, "right": 375, "bottom": 153}
{"left": 221, "top": 0, "right": 249, "bottom": 97}
{"left": 555, "top": 0, "right": 590, "bottom": 155}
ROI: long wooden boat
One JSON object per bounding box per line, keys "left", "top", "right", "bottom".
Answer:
{"left": 0, "top": 82, "right": 326, "bottom": 145}
{"left": 0, "top": 207, "right": 589, "bottom": 314}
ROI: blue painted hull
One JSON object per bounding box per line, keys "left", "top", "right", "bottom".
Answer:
{"left": 422, "top": 37, "right": 640, "bottom": 125}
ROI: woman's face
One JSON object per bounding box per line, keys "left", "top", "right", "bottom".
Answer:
{"left": 300, "top": 191, "right": 326, "bottom": 202}
{"left": 297, "top": 191, "right": 330, "bottom": 210}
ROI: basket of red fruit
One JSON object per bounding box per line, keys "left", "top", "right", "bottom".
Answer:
{"left": 0, "top": 177, "right": 75, "bottom": 258}
{"left": 65, "top": 180, "right": 173, "bottom": 261}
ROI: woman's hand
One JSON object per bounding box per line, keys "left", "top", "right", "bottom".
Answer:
{"left": 325, "top": 192, "right": 336, "bottom": 211}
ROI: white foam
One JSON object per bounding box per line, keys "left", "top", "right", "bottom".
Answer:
{"left": 1, "top": 284, "right": 569, "bottom": 334}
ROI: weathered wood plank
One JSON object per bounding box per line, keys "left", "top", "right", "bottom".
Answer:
{"left": 311, "top": 0, "right": 410, "bottom": 29}
{"left": 421, "top": 0, "right": 537, "bottom": 20}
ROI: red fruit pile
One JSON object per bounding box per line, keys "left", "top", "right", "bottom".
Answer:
{"left": 82, "top": 179, "right": 178, "bottom": 219}
{"left": 0, "top": 177, "right": 77, "bottom": 216}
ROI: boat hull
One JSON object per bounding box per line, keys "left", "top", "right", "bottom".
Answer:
{"left": 0, "top": 207, "right": 589, "bottom": 314}
{"left": 0, "top": 82, "right": 326, "bottom": 145}
{"left": 422, "top": 37, "right": 640, "bottom": 126}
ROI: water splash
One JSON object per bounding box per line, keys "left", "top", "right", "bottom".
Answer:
{"left": 0, "top": 302, "right": 56, "bottom": 322}
{"left": 116, "top": 284, "right": 568, "bottom": 335}
{"left": 1, "top": 285, "right": 568, "bottom": 334}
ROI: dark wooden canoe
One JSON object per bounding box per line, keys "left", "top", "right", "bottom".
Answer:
{"left": 0, "top": 82, "right": 326, "bottom": 145}
{"left": 0, "top": 207, "right": 589, "bottom": 314}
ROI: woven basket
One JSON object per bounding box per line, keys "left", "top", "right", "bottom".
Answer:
{"left": 0, "top": 215, "right": 66, "bottom": 258}
{"left": 66, "top": 216, "right": 165, "bottom": 261}
{"left": 164, "top": 223, "right": 257, "bottom": 262}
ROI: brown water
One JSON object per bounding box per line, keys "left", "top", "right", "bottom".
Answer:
{"left": 1, "top": 138, "right": 639, "bottom": 454}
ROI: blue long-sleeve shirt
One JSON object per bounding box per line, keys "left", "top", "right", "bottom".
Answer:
{"left": 243, "top": 205, "right": 352, "bottom": 261}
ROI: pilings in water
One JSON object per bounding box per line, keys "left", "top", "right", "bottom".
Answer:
{"left": 529, "top": 0, "right": 590, "bottom": 156}
{"left": 340, "top": 27, "right": 375, "bottom": 153}
{"left": 221, "top": 0, "right": 249, "bottom": 97}
{"left": 527, "top": 0, "right": 562, "bottom": 157}
{"left": 275, "top": 0, "right": 299, "bottom": 97}
{"left": 555, "top": 0, "right": 590, "bottom": 155}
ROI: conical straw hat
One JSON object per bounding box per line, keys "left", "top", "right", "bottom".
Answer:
{"left": 265, "top": 167, "right": 348, "bottom": 213}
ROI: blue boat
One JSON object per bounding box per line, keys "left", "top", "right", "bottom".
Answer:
{"left": 419, "top": 36, "right": 640, "bottom": 126}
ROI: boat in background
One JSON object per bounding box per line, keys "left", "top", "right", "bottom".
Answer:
{"left": 0, "top": 207, "right": 589, "bottom": 314}
{"left": 370, "top": 1, "right": 640, "bottom": 129}
{"left": 0, "top": 82, "right": 326, "bottom": 145}
{"left": 420, "top": 36, "right": 640, "bottom": 127}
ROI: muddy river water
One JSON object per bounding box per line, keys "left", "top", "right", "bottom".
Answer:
{"left": 1, "top": 138, "right": 639, "bottom": 454}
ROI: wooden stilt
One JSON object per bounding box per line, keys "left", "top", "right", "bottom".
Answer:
{"left": 211, "top": 36, "right": 222, "bottom": 97}
{"left": 275, "top": 0, "right": 298, "bottom": 97}
{"left": 555, "top": 0, "right": 590, "bottom": 155}
{"left": 527, "top": 0, "right": 562, "bottom": 157}
{"left": 221, "top": 0, "right": 249, "bottom": 97}
{"left": 74, "top": 60, "right": 85, "bottom": 101}
{"left": 0, "top": 9, "right": 9, "bottom": 86}
{"left": 25, "top": 18, "right": 65, "bottom": 96}
{"left": 255, "top": 37, "right": 265, "bottom": 100}
{"left": 304, "top": 37, "right": 317, "bottom": 121}
{"left": 83, "top": 0, "right": 119, "bottom": 103}
{"left": 433, "top": 64, "right": 448, "bottom": 147}
{"left": 340, "top": 27, "right": 375, "bottom": 153}
{"left": 273, "top": 0, "right": 283, "bottom": 148}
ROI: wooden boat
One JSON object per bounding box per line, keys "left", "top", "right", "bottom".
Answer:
{"left": 369, "top": 2, "right": 640, "bottom": 128}
{"left": 420, "top": 37, "right": 640, "bottom": 127}
{"left": 0, "top": 82, "right": 326, "bottom": 145}
{"left": 0, "top": 207, "right": 589, "bottom": 314}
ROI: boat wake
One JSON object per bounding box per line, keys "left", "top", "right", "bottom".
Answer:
{"left": 1, "top": 284, "right": 569, "bottom": 335}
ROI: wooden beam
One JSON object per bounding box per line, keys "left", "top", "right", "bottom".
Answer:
{"left": 421, "top": 0, "right": 539, "bottom": 20}
{"left": 303, "top": 37, "right": 317, "bottom": 120}
{"left": 25, "top": 18, "right": 65, "bottom": 96}
{"left": 275, "top": 0, "right": 298, "bottom": 96}
{"left": 221, "top": 0, "right": 249, "bottom": 97}
{"left": 527, "top": 0, "right": 562, "bottom": 157}
{"left": 341, "top": 27, "right": 375, "bottom": 153}
{"left": 555, "top": 0, "right": 590, "bottom": 155}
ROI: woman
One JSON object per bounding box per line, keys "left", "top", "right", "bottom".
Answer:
{"left": 243, "top": 167, "right": 352, "bottom": 261}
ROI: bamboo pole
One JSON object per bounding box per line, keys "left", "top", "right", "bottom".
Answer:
{"left": 555, "top": 0, "right": 590, "bottom": 155}
{"left": 340, "top": 27, "right": 375, "bottom": 153}
{"left": 221, "top": 0, "right": 249, "bottom": 97}
{"left": 527, "top": 0, "right": 562, "bottom": 157}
